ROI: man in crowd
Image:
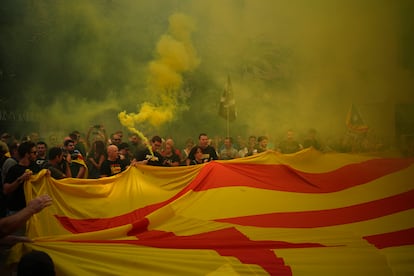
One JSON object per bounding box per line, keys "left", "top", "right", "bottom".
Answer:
{"left": 133, "top": 136, "right": 165, "bottom": 166}
{"left": 42, "top": 147, "right": 72, "bottom": 179}
{"left": 186, "top": 133, "right": 218, "bottom": 165}
{"left": 34, "top": 141, "right": 48, "bottom": 172}
{"left": 63, "top": 139, "right": 87, "bottom": 178}
{"left": 3, "top": 141, "right": 37, "bottom": 214}
{"left": 220, "top": 137, "right": 239, "bottom": 160}
{"left": 100, "top": 145, "right": 127, "bottom": 177}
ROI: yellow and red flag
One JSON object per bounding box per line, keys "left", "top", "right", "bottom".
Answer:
{"left": 8, "top": 149, "right": 414, "bottom": 275}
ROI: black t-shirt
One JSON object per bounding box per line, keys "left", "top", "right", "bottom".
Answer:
{"left": 100, "top": 158, "right": 127, "bottom": 177}
{"left": 135, "top": 148, "right": 165, "bottom": 166}
{"left": 4, "top": 164, "right": 28, "bottom": 211}
{"left": 163, "top": 152, "right": 180, "bottom": 166}
{"left": 279, "top": 140, "right": 301, "bottom": 154}
{"left": 34, "top": 158, "right": 47, "bottom": 172}
{"left": 188, "top": 146, "right": 218, "bottom": 163}
{"left": 42, "top": 161, "right": 67, "bottom": 179}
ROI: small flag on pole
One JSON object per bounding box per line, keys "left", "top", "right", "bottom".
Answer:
{"left": 218, "top": 75, "right": 236, "bottom": 121}
{"left": 346, "top": 104, "right": 369, "bottom": 133}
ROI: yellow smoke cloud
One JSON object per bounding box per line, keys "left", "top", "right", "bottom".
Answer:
{"left": 118, "top": 13, "right": 199, "bottom": 139}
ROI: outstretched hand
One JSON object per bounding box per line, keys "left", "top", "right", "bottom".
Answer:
{"left": 0, "top": 235, "right": 32, "bottom": 246}
{"left": 27, "top": 194, "right": 53, "bottom": 214}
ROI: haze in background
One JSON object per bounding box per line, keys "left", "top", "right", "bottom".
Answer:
{"left": 1, "top": 0, "right": 413, "bottom": 148}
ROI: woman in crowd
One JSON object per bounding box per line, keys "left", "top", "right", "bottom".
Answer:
{"left": 86, "top": 140, "right": 107, "bottom": 179}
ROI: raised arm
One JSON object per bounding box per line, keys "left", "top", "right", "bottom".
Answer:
{"left": 0, "top": 194, "right": 52, "bottom": 238}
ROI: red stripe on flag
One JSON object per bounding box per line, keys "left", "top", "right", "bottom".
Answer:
{"left": 192, "top": 158, "right": 414, "bottom": 193}
{"left": 73, "top": 227, "right": 330, "bottom": 275}
{"left": 56, "top": 210, "right": 155, "bottom": 233}
{"left": 55, "top": 158, "right": 414, "bottom": 233}
{"left": 363, "top": 227, "right": 414, "bottom": 249}
{"left": 215, "top": 190, "right": 414, "bottom": 228}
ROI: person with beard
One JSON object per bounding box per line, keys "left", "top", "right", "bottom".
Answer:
{"left": 62, "top": 139, "right": 87, "bottom": 178}
{"left": 33, "top": 141, "right": 48, "bottom": 172}
{"left": 3, "top": 141, "right": 37, "bottom": 215}
{"left": 42, "top": 147, "right": 72, "bottom": 179}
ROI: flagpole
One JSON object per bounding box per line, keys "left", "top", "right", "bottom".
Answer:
{"left": 226, "top": 105, "right": 230, "bottom": 138}
{"left": 218, "top": 74, "right": 235, "bottom": 139}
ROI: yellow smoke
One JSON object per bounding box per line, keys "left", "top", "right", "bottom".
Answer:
{"left": 118, "top": 13, "right": 199, "bottom": 143}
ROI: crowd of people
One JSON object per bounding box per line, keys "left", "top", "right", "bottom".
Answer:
{"left": 0, "top": 124, "right": 393, "bottom": 220}
{"left": 0, "top": 124, "right": 401, "bottom": 275}
{"left": 0, "top": 126, "right": 324, "bottom": 218}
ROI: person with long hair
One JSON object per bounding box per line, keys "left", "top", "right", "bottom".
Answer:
{"left": 87, "top": 140, "right": 106, "bottom": 179}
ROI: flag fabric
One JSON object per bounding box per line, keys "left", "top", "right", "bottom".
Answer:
{"left": 72, "top": 153, "right": 88, "bottom": 179}
{"left": 218, "top": 75, "right": 237, "bottom": 121}
{"left": 7, "top": 148, "right": 414, "bottom": 275}
{"left": 346, "top": 104, "right": 369, "bottom": 133}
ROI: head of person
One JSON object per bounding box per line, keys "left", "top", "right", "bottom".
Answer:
{"left": 129, "top": 133, "right": 140, "bottom": 144}
{"left": 111, "top": 133, "right": 122, "bottom": 145}
{"left": 36, "top": 141, "right": 48, "bottom": 158}
{"left": 48, "top": 134, "right": 59, "bottom": 147}
{"left": 29, "top": 132, "right": 40, "bottom": 143}
{"left": 8, "top": 142, "right": 19, "bottom": 158}
{"left": 258, "top": 136, "right": 268, "bottom": 149}
{"left": 115, "top": 130, "right": 123, "bottom": 140}
{"left": 69, "top": 131, "right": 80, "bottom": 143}
{"left": 118, "top": 142, "right": 130, "bottom": 156}
{"left": 150, "top": 136, "right": 163, "bottom": 152}
{"left": 1, "top": 132, "right": 11, "bottom": 143}
{"left": 198, "top": 133, "right": 209, "bottom": 149}
{"left": 185, "top": 138, "right": 194, "bottom": 149}
{"left": 224, "top": 137, "right": 233, "bottom": 149}
{"left": 17, "top": 250, "right": 55, "bottom": 276}
{"left": 164, "top": 143, "right": 174, "bottom": 155}
{"left": 248, "top": 135, "right": 257, "bottom": 146}
{"left": 63, "top": 139, "right": 75, "bottom": 152}
{"left": 194, "top": 146, "right": 204, "bottom": 160}
{"left": 0, "top": 140, "right": 9, "bottom": 157}
{"left": 93, "top": 140, "right": 106, "bottom": 155}
{"left": 165, "top": 138, "right": 175, "bottom": 147}
{"left": 106, "top": 145, "right": 119, "bottom": 161}
{"left": 48, "top": 147, "right": 63, "bottom": 163}
{"left": 18, "top": 141, "right": 37, "bottom": 161}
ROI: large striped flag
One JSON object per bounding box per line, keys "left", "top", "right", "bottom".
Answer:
{"left": 7, "top": 148, "right": 414, "bottom": 275}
